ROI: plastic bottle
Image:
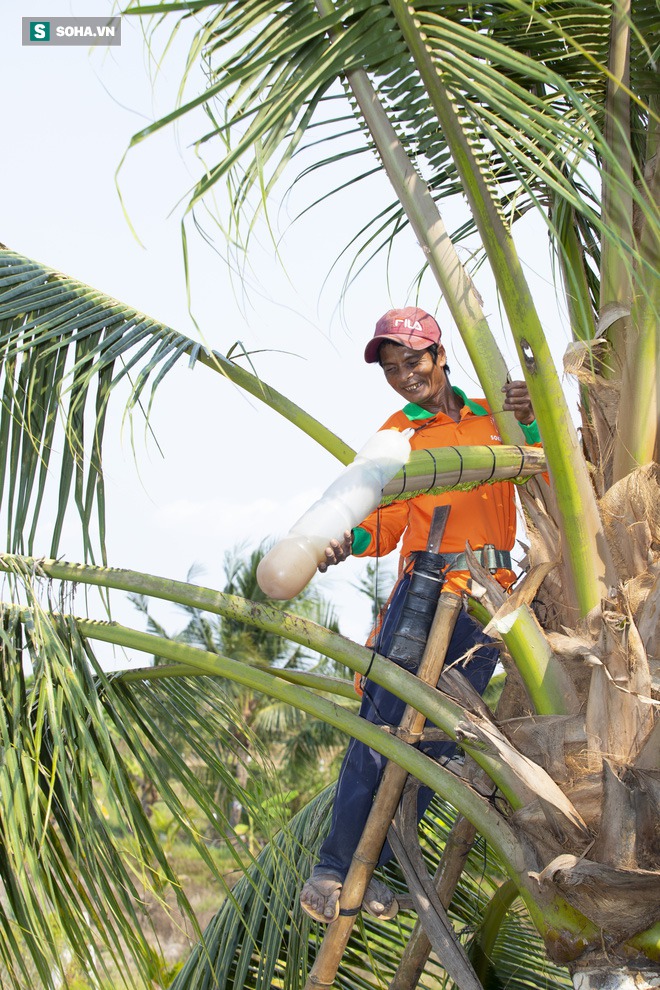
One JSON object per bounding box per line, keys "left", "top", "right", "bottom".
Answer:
{"left": 256, "top": 429, "right": 412, "bottom": 599}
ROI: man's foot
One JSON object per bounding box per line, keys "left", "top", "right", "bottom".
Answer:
{"left": 300, "top": 872, "right": 343, "bottom": 923}
{"left": 362, "top": 878, "right": 399, "bottom": 920}
{"left": 300, "top": 873, "right": 399, "bottom": 924}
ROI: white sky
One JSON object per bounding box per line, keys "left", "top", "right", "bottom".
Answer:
{"left": 2, "top": 0, "right": 575, "bottom": 666}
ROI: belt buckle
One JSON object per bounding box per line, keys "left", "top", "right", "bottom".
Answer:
{"left": 482, "top": 544, "right": 497, "bottom": 572}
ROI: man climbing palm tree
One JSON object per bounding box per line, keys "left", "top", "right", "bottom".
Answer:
{"left": 300, "top": 306, "right": 538, "bottom": 923}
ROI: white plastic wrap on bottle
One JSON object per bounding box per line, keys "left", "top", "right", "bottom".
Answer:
{"left": 256, "top": 428, "right": 412, "bottom": 599}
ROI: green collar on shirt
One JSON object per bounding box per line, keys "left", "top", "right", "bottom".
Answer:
{"left": 402, "top": 386, "right": 487, "bottom": 421}
{"left": 402, "top": 388, "right": 541, "bottom": 443}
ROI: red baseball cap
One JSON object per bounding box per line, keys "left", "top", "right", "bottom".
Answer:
{"left": 364, "top": 307, "right": 442, "bottom": 363}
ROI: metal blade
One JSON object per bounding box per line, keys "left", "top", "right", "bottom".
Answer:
{"left": 426, "top": 504, "right": 450, "bottom": 554}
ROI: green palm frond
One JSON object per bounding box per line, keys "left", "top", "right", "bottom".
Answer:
{"left": 0, "top": 248, "right": 353, "bottom": 558}
{"left": 0, "top": 569, "right": 298, "bottom": 987}
{"left": 123, "top": 0, "right": 658, "bottom": 290}
{"left": 171, "top": 790, "right": 572, "bottom": 990}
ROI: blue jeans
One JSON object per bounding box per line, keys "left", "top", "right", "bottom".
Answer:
{"left": 316, "top": 577, "right": 498, "bottom": 878}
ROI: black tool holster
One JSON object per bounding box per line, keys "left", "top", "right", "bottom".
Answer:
{"left": 387, "top": 551, "right": 447, "bottom": 671}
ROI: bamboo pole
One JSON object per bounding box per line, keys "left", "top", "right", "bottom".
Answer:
{"left": 381, "top": 444, "right": 547, "bottom": 501}
{"left": 304, "top": 593, "right": 463, "bottom": 990}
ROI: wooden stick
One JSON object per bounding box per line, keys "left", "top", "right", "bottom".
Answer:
{"left": 387, "top": 786, "right": 483, "bottom": 990}
{"left": 388, "top": 812, "right": 477, "bottom": 990}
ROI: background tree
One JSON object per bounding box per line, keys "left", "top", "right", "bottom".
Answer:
{"left": 132, "top": 546, "right": 350, "bottom": 829}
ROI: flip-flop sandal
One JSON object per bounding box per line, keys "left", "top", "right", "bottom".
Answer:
{"left": 300, "top": 872, "right": 343, "bottom": 924}
{"left": 362, "top": 878, "right": 399, "bottom": 920}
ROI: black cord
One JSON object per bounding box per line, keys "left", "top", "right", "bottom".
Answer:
{"left": 424, "top": 448, "right": 438, "bottom": 492}
{"left": 485, "top": 444, "right": 497, "bottom": 482}
{"left": 363, "top": 649, "right": 377, "bottom": 683}
{"left": 447, "top": 446, "right": 463, "bottom": 489}
{"left": 363, "top": 507, "right": 382, "bottom": 683}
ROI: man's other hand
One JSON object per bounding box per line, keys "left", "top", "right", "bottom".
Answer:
{"left": 502, "top": 380, "right": 535, "bottom": 426}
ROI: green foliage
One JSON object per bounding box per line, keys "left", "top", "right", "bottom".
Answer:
{"left": 0, "top": 568, "right": 307, "bottom": 988}
{"left": 171, "top": 788, "right": 571, "bottom": 990}
{"left": 0, "top": 0, "right": 658, "bottom": 985}
{"left": 0, "top": 249, "right": 355, "bottom": 563}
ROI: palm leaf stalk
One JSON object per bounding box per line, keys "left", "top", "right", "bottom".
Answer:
{"left": 612, "top": 166, "right": 660, "bottom": 478}
{"left": 553, "top": 196, "right": 598, "bottom": 348}
{"left": 104, "top": 632, "right": 592, "bottom": 838}
{"left": 602, "top": 0, "right": 660, "bottom": 480}
{"left": 385, "top": 0, "right": 614, "bottom": 616}
{"left": 0, "top": 557, "right": 571, "bottom": 816}
{"left": 488, "top": 603, "right": 578, "bottom": 717}
{"left": 4, "top": 597, "right": 597, "bottom": 951}
{"left": 312, "top": 0, "right": 525, "bottom": 447}
{"left": 468, "top": 879, "right": 529, "bottom": 987}
{"left": 65, "top": 603, "right": 660, "bottom": 968}
{"left": 599, "top": 0, "right": 634, "bottom": 367}
{"left": 0, "top": 527, "right": 577, "bottom": 736}
{"left": 128, "top": 659, "right": 358, "bottom": 699}
{"left": 388, "top": 814, "right": 478, "bottom": 990}
{"left": 9, "top": 553, "right": 660, "bottom": 974}
{"left": 387, "top": 782, "right": 485, "bottom": 990}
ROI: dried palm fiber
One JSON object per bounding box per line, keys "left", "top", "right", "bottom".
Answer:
{"left": 528, "top": 854, "right": 660, "bottom": 942}
{"left": 585, "top": 601, "right": 654, "bottom": 768}
{"left": 517, "top": 485, "right": 567, "bottom": 631}
{"left": 544, "top": 630, "right": 597, "bottom": 697}
{"left": 633, "top": 567, "right": 660, "bottom": 691}
{"left": 599, "top": 463, "right": 660, "bottom": 584}
{"left": 503, "top": 715, "right": 586, "bottom": 783}
{"left": 564, "top": 335, "right": 620, "bottom": 496}
{"left": 597, "top": 466, "right": 660, "bottom": 692}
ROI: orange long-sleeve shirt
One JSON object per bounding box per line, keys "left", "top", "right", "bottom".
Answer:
{"left": 352, "top": 388, "right": 540, "bottom": 593}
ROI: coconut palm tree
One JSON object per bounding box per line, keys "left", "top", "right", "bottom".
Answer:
{"left": 0, "top": 0, "right": 658, "bottom": 986}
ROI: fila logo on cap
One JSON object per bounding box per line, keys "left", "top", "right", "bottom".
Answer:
{"left": 394, "top": 318, "right": 423, "bottom": 332}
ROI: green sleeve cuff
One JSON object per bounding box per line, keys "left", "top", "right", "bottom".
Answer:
{"left": 520, "top": 420, "right": 541, "bottom": 445}
{"left": 351, "top": 526, "right": 372, "bottom": 555}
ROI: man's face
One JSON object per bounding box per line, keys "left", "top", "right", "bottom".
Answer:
{"left": 379, "top": 341, "right": 447, "bottom": 411}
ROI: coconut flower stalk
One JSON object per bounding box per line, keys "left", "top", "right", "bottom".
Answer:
{"left": 384, "top": 0, "right": 615, "bottom": 617}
